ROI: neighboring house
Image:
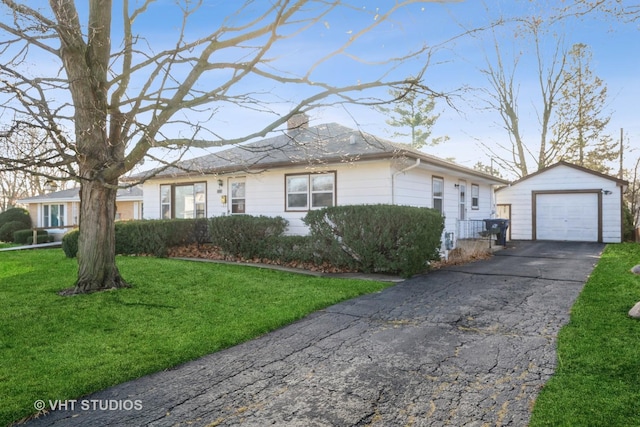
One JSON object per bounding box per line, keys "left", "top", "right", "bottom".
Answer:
{"left": 18, "top": 186, "right": 143, "bottom": 240}
{"left": 495, "top": 161, "right": 628, "bottom": 243}
{"left": 135, "top": 115, "right": 509, "bottom": 246}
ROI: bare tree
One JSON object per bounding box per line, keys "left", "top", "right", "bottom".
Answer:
{"left": 0, "top": 1, "right": 452, "bottom": 293}
{"left": 0, "top": 128, "right": 70, "bottom": 211}
{"left": 552, "top": 0, "right": 640, "bottom": 22}
{"left": 478, "top": 16, "right": 572, "bottom": 179}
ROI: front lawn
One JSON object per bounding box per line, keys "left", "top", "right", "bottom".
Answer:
{"left": 530, "top": 243, "right": 640, "bottom": 426}
{"left": 0, "top": 249, "right": 391, "bottom": 426}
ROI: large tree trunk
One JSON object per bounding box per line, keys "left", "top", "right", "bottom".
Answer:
{"left": 62, "top": 179, "right": 128, "bottom": 295}
{"left": 49, "top": 1, "right": 126, "bottom": 295}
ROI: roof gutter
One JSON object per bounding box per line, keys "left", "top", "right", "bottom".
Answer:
{"left": 392, "top": 158, "right": 421, "bottom": 204}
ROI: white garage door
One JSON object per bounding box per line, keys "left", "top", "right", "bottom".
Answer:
{"left": 536, "top": 193, "right": 599, "bottom": 241}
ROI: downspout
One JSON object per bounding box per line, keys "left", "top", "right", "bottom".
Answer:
{"left": 392, "top": 158, "right": 421, "bottom": 205}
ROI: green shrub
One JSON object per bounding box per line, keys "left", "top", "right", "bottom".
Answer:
{"left": 0, "top": 207, "right": 31, "bottom": 229}
{"left": 62, "top": 219, "right": 203, "bottom": 258}
{"left": 258, "top": 235, "right": 319, "bottom": 264}
{"left": 209, "top": 215, "right": 288, "bottom": 259}
{"left": 304, "top": 205, "right": 444, "bottom": 278}
{"left": 62, "top": 229, "right": 79, "bottom": 258}
{"left": 0, "top": 221, "right": 29, "bottom": 243}
{"left": 25, "top": 234, "right": 54, "bottom": 245}
{"left": 115, "top": 219, "right": 198, "bottom": 257}
{"left": 13, "top": 229, "right": 48, "bottom": 245}
{"left": 192, "top": 218, "right": 211, "bottom": 246}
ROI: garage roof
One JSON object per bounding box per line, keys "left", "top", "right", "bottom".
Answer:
{"left": 497, "top": 161, "right": 628, "bottom": 190}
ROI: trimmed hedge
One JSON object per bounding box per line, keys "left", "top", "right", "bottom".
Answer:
{"left": 262, "top": 235, "right": 319, "bottom": 264}
{"left": 13, "top": 228, "right": 48, "bottom": 245}
{"left": 26, "top": 234, "right": 54, "bottom": 245}
{"left": 61, "top": 208, "right": 443, "bottom": 278}
{"left": 0, "top": 221, "right": 30, "bottom": 243}
{"left": 62, "top": 219, "right": 205, "bottom": 258}
{"left": 304, "top": 205, "right": 444, "bottom": 278}
{"left": 114, "top": 219, "right": 199, "bottom": 257}
{"left": 209, "top": 215, "right": 288, "bottom": 259}
{"left": 0, "top": 207, "right": 31, "bottom": 229}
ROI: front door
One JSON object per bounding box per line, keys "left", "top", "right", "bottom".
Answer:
{"left": 458, "top": 180, "right": 466, "bottom": 220}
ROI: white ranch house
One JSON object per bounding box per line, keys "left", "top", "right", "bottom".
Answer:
{"left": 136, "top": 117, "right": 509, "bottom": 247}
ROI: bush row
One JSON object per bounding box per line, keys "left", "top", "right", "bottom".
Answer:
{"left": 62, "top": 218, "right": 209, "bottom": 258}
{"left": 62, "top": 205, "right": 444, "bottom": 278}
{"left": 27, "top": 234, "right": 55, "bottom": 244}
{"left": 13, "top": 229, "right": 52, "bottom": 245}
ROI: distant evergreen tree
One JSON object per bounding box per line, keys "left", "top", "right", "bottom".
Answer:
{"left": 551, "top": 43, "right": 617, "bottom": 173}
{"left": 377, "top": 82, "right": 447, "bottom": 149}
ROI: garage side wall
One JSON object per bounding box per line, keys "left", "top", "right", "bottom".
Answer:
{"left": 495, "top": 164, "right": 623, "bottom": 243}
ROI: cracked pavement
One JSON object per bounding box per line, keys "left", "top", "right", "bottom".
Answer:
{"left": 24, "top": 241, "right": 604, "bottom": 426}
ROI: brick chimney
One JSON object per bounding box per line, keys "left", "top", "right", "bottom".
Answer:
{"left": 287, "top": 112, "right": 309, "bottom": 136}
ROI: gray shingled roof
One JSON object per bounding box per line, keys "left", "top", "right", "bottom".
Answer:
{"left": 133, "top": 122, "right": 508, "bottom": 184}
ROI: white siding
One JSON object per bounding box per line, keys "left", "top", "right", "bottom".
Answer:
{"left": 496, "top": 164, "right": 623, "bottom": 243}
{"left": 142, "top": 159, "right": 499, "bottom": 237}
{"left": 397, "top": 170, "right": 496, "bottom": 237}
{"left": 393, "top": 168, "right": 429, "bottom": 207}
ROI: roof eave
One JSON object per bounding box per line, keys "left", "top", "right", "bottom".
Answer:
{"left": 145, "top": 151, "right": 509, "bottom": 186}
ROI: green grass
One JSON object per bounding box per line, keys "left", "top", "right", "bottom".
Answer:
{"left": 530, "top": 243, "right": 640, "bottom": 427}
{"left": 0, "top": 249, "right": 391, "bottom": 426}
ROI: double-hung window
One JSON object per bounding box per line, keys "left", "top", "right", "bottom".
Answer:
{"left": 230, "top": 180, "right": 246, "bottom": 214}
{"left": 286, "top": 172, "right": 335, "bottom": 211}
{"left": 471, "top": 184, "right": 479, "bottom": 210}
{"left": 432, "top": 177, "right": 444, "bottom": 215}
{"left": 43, "top": 204, "right": 65, "bottom": 227}
{"left": 160, "top": 182, "right": 206, "bottom": 219}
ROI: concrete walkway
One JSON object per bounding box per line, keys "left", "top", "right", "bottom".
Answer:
{"left": 24, "top": 241, "right": 604, "bottom": 426}
{"left": 0, "top": 242, "right": 61, "bottom": 251}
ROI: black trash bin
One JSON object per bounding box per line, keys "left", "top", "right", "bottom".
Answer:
{"left": 483, "top": 218, "right": 509, "bottom": 246}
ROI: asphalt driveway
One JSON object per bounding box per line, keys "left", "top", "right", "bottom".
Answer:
{"left": 24, "top": 241, "right": 604, "bottom": 426}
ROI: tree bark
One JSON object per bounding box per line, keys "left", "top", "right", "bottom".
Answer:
{"left": 48, "top": 0, "right": 129, "bottom": 295}
{"left": 61, "top": 179, "right": 128, "bottom": 295}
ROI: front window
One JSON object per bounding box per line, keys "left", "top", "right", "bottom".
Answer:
{"left": 160, "top": 182, "right": 206, "bottom": 219}
{"left": 471, "top": 184, "right": 479, "bottom": 210}
{"left": 432, "top": 177, "right": 443, "bottom": 215}
{"left": 286, "top": 172, "right": 335, "bottom": 211}
{"left": 43, "top": 204, "right": 65, "bottom": 227}
{"left": 231, "top": 180, "right": 246, "bottom": 214}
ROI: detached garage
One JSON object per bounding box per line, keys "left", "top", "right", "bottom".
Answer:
{"left": 496, "top": 161, "right": 628, "bottom": 243}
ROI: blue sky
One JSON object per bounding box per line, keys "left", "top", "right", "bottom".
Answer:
{"left": 17, "top": 1, "right": 640, "bottom": 178}
{"left": 297, "top": 0, "right": 640, "bottom": 177}
{"left": 159, "top": 0, "right": 637, "bottom": 178}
